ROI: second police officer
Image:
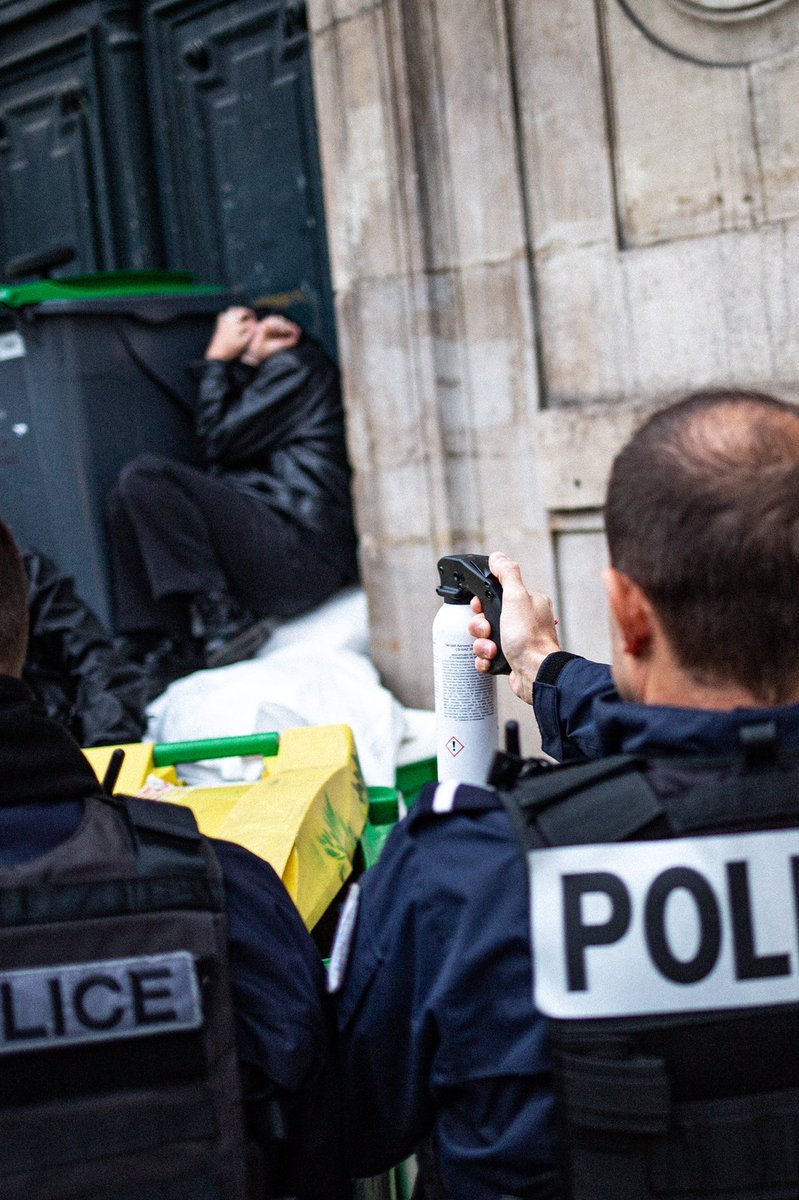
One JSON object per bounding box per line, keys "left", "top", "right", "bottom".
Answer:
{"left": 0, "top": 519, "right": 347, "bottom": 1200}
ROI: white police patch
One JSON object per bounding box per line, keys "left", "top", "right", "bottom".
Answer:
{"left": 327, "top": 883, "right": 361, "bottom": 993}
{"left": 530, "top": 828, "right": 799, "bottom": 1020}
{"left": 0, "top": 951, "right": 202, "bottom": 1053}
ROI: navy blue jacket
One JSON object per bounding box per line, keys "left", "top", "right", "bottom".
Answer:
{"left": 533, "top": 653, "right": 614, "bottom": 762}
{"left": 335, "top": 655, "right": 799, "bottom": 1197}
{"left": 0, "top": 675, "right": 346, "bottom": 1199}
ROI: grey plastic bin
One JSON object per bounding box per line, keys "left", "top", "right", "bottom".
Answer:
{"left": 0, "top": 271, "right": 230, "bottom": 626}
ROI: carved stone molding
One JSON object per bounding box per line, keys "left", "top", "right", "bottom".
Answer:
{"left": 616, "top": 0, "right": 799, "bottom": 63}
{"left": 670, "top": 1, "right": 794, "bottom": 18}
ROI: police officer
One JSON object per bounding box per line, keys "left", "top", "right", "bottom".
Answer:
{"left": 0, "top": 518, "right": 347, "bottom": 1199}
{"left": 331, "top": 389, "right": 799, "bottom": 1199}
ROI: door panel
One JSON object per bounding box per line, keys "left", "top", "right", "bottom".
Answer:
{"left": 145, "top": 0, "right": 337, "bottom": 354}
{"left": 510, "top": 0, "right": 799, "bottom": 657}
{"left": 0, "top": 1, "right": 160, "bottom": 274}
{"left": 512, "top": 0, "right": 799, "bottom": 407}
{"left": 0, "top": 83, "right": 101, "bottom": 274}
{"left": 552, "top": 514, "right": 612, "bottom": 665}
{"left": 604, "top": 1, "right": 762, "bottom": 248}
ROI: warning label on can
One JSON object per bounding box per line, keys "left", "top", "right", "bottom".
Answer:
{"left": 439, "top": 646, "right": 496, "bottom": 721}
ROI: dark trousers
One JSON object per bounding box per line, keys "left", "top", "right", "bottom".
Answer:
{"left": 106, "top": 454, "right": 356, "bottom": 636}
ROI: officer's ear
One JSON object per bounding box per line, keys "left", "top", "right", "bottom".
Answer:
{"left": 603, "top": 568, "right": 654, "bottom": 659}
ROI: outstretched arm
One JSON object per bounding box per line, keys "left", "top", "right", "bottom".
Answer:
{"left": 469, "top": 551, "right": 560, "bottom": 705}
{"left": 468, "top": 551, "right": 615, "bottom": 762}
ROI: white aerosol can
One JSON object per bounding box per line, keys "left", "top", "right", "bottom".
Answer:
{"left": 433, "top": 555, "right": 508, "bottom": 785}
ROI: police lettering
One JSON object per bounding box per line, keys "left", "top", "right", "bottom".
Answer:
{"left": 0, "top": 952, "right": 201, "bottom": 1054}
{"left": 563, "top": 855, "right": 799, "bottom": 992}
{"left": 530, "top": 829, "right": 799, "bottom": 1019}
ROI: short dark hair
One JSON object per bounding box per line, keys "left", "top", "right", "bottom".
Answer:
{"left": 0, "top": 519, "right": 28, "bottom": 676}
{"left": 605, "top": 390, "right": 799, "bottom": 703}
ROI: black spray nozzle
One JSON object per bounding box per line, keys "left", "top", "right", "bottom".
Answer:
{"left": 436, "top": 554, "right": 510, "bottom": 674}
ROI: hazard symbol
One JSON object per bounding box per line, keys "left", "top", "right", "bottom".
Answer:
{"left": 446, "top": 736, "right": 464, "bottom": 757}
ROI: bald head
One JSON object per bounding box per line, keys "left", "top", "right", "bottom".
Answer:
{"left": 650, "top": 391, "right": 799, "bottom": 478}
{"left": 0, "top": 520, "right": 28, "bottom": 677}
{"left": 605, "top": 390, "right": 799, "bottom": 704}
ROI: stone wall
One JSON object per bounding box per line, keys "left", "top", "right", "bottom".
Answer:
{"left": 308, "top": 0, "right": 547, "bottom": 727}
{"left": 308, "top": 0, "right": 799, "bottom": 723}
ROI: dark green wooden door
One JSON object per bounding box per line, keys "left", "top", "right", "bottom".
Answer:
{"left": 144, "top": 0, "right": 336, "bottom": 355}
{"left": 0, "top": 0, "right": 336, "bottom": 355}
{"left": 0, "top": 0, "right": 161, "bottom": 276}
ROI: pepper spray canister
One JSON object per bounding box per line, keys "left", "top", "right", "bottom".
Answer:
{"left": 433, "top": 555, "right": 509, "bottom": 785}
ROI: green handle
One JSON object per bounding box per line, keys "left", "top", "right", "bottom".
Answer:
{"left": 152, "top": 732, "right": 280, "bottom": 767}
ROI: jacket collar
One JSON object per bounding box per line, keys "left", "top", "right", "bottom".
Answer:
{"left": 593, "top": 693, "right": 799, "bottom": 758}
{"left": 0, "top": 675, "right": 103, "bottom": 807}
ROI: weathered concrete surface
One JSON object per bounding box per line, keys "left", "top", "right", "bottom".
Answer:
{"left": 309, "top": 0, "right": 799, "bottom": 724}
{"left": 310, "top": 0, "right": 549, "bottom": 734}
{"left": 513, "top": 1, "right": 799, "bottom": 408}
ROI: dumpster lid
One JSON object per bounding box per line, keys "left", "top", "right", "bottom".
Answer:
{"left": 0, "top": 271, "right": 226, "bottom": 309}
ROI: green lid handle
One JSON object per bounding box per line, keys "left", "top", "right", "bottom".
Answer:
{"left": 152, "top": 732, "right": 280, "bottom": 767}
{"left": 367, "top": 785, "right": 400, "bottom": 825}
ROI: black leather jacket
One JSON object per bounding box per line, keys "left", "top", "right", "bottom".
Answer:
{"left": 197, "top": 336, "right": 357, "bottom": 561}
{"left": 23, "top": 550, "right": 147, "bottom": 748}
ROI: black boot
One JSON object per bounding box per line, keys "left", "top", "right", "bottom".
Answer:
{"left": 114, "top": 633, "right": 205, "bottom": 702}
{"left": 190, "top": 593, "right": 274, "bottom": 669}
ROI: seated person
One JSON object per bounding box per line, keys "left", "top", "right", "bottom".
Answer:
{"left": 0, "top": 517, "right": 348, "bottom": 1199}
{"left": 332, "top": 389, "right": 799, "bottom": 1199}
{"left": 107, "top": 308, "right": 359, "bottom": 695}
{"left": 22, "top": 546, "right": 147, "bottom": 747}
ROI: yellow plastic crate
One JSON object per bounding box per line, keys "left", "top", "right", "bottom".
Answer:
{"left": 84, "top": 726, "right": 368, "bottom": 930}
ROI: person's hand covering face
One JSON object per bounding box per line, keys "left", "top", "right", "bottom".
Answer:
{"left": 204, "top": 307, "right": 258, "bottom": 361}
{"left": 240, "top": 315, "right": 302, "bottom": 366}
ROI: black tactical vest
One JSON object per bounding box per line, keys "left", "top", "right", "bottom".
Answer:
{"left": 0, "top": 790, "right": 249, "bottom": 1200}
{"left": 501, "top": 733, "right": 799, "bottom": 1200}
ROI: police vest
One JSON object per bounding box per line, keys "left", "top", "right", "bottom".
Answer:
{"left": 500, "top": 732, "right": 799, "bottom": 1200}
{"left": 0, "top": 790, "right": 249, "bottom": 1200}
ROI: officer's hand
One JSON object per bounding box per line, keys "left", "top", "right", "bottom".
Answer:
{"left": 240, "top": 315, "right": 301, "bottom": 366}
{"left": 469, "top": 551, "right": 560, "bottom": 705}
{"left": 204, "top": 307, "right": 258, "bottom": 361}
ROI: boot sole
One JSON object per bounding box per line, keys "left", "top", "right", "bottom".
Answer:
{"left": 205, "top": 617, "right": 276, "bottom": 669}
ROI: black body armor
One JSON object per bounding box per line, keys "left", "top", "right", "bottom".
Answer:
{"left": 500, "top": 732, "right": 799, "bottom": 1200}
{"left": 0, "top": 790, "right": 249, "bottom": 1200}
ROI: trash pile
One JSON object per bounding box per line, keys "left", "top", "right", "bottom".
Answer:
{"left": 146, "top": 586, "right": 435, "bottom": 789}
